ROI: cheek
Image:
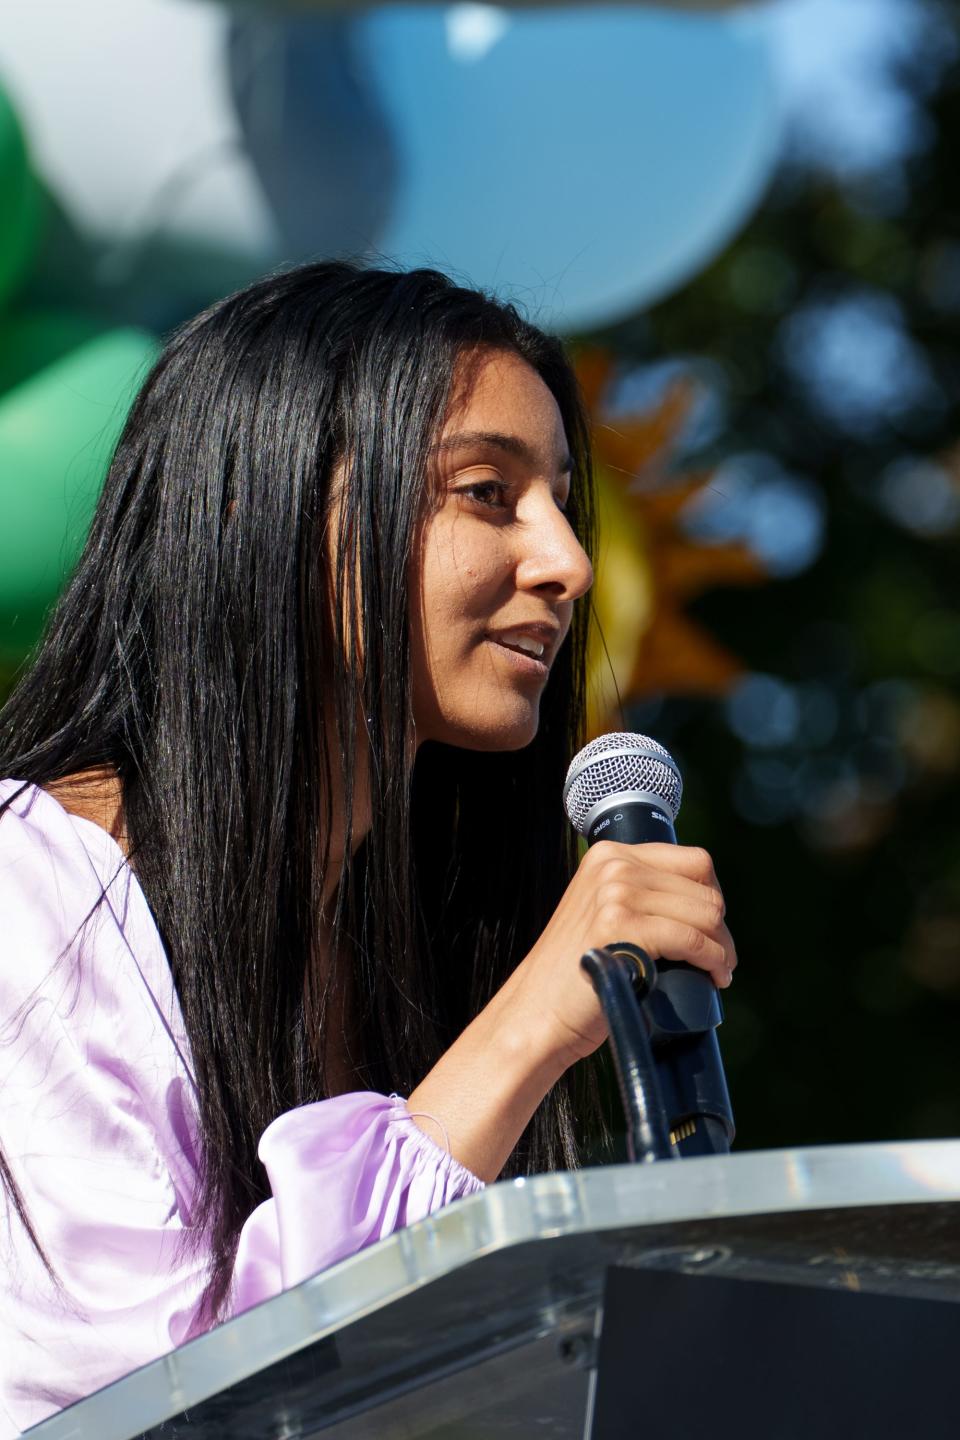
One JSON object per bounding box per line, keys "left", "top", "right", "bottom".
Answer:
{"left": 423, "top": 518, "right": 509, "bottom": 610}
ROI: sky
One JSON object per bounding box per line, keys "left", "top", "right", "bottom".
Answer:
{"left": 769, "top": 0, "right": 954, "bottom": 176}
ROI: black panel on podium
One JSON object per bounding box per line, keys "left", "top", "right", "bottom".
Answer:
{"left": 592, "top": 1264, "right": 960, "bottom": 1439}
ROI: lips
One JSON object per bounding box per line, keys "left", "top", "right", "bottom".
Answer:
{"left": 486, "top": 622, "right": 561, "bottom": 676}
{"left": 495, "top": 629, "right": 547, "bottom": 659}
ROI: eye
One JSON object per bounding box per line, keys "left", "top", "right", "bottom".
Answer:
{"left": 455, "top": 478, "right": 508, "bottom": 510}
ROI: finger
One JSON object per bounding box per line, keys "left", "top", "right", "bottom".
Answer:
{"left": 663, "top": 914, "right": 735, "bottom": 978}
{"left": 589, "top": 855, "right": 726, "bottom": 917}
{"left": 584, "top": 841, "right": 720, "bottom": 889}
{"left": 624, "top": 917, "right": 734, "bottom": 987}
{"left": 619, "top": 889, "right": 730, "bottom": 946}
{"left": 621, "top": 843, "right": 719, "bottom": 887}
{"left": 720, "top": 923, "right": 738, "bottom": 972}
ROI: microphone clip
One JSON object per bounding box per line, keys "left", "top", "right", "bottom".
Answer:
{"left": 580, "top": 945, "right": 735, "bottom": 1163}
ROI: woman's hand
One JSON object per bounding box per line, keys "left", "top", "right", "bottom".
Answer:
{"left": 407, "top": 840, "right": 736, "bottom": 1182}
{"left": 506, "top": 840, "right": 736, "bottom": 1073}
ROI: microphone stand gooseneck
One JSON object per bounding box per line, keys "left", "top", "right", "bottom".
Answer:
{"left": 580, "top": 944, "right": 735, "bottom": 1164}
{"left": 579, "top": 945, "right": 673, "bottom": 1163}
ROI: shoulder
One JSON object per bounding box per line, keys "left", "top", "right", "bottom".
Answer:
{"left": 0, "top": 780, "right": 181, "bottom": 1048}
{"left": 0, "top": 778, "right": 128, "bottom": 949}
{"left": 0, "top": 784, "right": 203, "bottom": 1307}
{"left": 0, "top": 777, "right": 197, "bottom": 1132}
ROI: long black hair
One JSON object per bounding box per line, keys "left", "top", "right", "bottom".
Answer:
{"left": 0, "top": 261, "right": 599, "bottom": 1316}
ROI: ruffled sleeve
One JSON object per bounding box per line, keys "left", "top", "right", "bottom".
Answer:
{"left": 231, "top": 1093, "right": 484, "bottom": 1311}
{"left": 0, "top": 781, "right": 484, "bottom": 1436}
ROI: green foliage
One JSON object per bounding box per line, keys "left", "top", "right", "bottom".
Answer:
{"left": 596, "top": 5, "right": 960, "bottom": 1149}
{"left": 0, "top": 84, "right": 42, "bottom": 306}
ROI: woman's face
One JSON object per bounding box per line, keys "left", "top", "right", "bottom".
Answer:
{"left": 410, "top": 349, "right": 593, "bottom": 751}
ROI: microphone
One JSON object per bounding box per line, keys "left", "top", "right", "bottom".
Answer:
{"left": 563, "top": 732, "right": 734, "bottom": 1157}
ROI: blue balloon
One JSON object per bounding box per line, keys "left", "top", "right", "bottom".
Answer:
{"left": 228, "top": 5, "right": 779, "bottom": 331}
{"left": 358, "top": 4, "right": 778, "bottom": 329}
{"left": 228, "top": 14, "right": 398, "bottom": 259}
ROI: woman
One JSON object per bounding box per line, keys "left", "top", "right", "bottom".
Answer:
{"left": 0, "top": 262, "right": 735, "bottom": 1432}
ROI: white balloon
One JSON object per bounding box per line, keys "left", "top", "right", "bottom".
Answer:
{"left": 0, "top": 0, "right": 277, "bottom": 259}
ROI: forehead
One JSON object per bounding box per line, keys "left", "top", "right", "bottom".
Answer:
{"left": 442, "top": 350, "right": 569, "bottom": 461}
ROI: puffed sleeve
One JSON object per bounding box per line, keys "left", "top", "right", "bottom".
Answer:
{"left": 0, "top": 783, "right": 483, "bottom": 1435}
{"left": 231, "top": 1093, "right": 484, "bottom": 1311}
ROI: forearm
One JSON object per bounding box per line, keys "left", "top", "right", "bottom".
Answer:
{"left": 406, "top": 841, "right": 736, "bottom": 1183}
{"left": 405, "top": 973, "right": 569, "bottom": 1183}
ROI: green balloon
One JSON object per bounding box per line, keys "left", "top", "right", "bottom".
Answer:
{"left": 0, "top": 328, "right": 159, "bottom": 662}
{"left": 0, "top": 83, "right": 42, "bottom": 308}
{"left": 0, "top": 309, "right": 106, "bottom": 398}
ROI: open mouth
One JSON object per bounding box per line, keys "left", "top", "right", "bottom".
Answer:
{"left": 497, "top": 636, "right": 545, "bottom": 660}
{"left": 487, "top": 635, "right": 550, "bottom": 676}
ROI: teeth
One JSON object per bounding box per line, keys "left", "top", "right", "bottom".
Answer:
{"left": 500, "top": 633, "right": 545, "bottom": 658}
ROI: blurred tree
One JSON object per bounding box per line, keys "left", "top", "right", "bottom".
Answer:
{"left": 592, "top": 0, "right": 960, "bottom": 1150}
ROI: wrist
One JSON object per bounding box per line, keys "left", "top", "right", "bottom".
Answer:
{"left": 405, "top": 978, "right": 570, "bottom": 1183}
{"left": 497, "top": 951, "right": 600, "bottom": 1078}
{"left": 485, "top": 961, "right": 577, "bottom": 1090}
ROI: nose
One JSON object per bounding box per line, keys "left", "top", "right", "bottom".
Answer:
{"left": 515, "top": 494, "right": 593, "bottom": 603}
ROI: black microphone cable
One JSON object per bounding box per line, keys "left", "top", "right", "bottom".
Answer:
{"left": 579, "top": 943, "right": 676, "bottom": 1164}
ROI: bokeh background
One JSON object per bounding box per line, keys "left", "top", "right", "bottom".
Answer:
{"left": 1, "top": 0, "right": 958, "bottom": 1152}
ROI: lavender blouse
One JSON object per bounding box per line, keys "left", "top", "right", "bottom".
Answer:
{"left": 0, "top": 780, "right": 483, "bottom": 1437}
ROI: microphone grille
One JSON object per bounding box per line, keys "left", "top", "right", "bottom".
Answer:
{"left": 563, "top": 732, "right": 683, "bottom": 835}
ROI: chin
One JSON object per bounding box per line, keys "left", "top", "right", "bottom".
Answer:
{"left": 429, "top": 707, "right": 541, "bottom": 753}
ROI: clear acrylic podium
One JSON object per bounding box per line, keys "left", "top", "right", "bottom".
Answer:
{"left": 27, "top": 1141, "right": 960, "bottom": 1439}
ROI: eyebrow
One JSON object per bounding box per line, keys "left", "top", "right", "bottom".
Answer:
{"left": 435, "top": 429, "right": 574, "bottom": 475}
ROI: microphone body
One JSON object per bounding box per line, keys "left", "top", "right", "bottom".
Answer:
{"left": 565, "top": 738, "right": 735, "bottom": 1158}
